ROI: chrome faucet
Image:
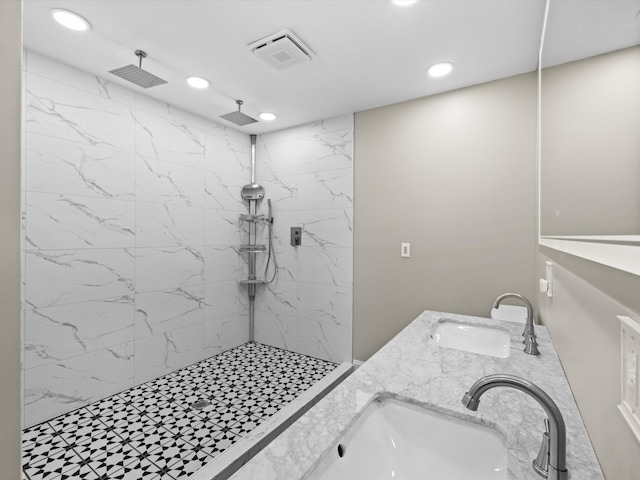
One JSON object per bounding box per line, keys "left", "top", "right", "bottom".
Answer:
{"left": 493, "top": 293, "right": 539, "bottom": 355}
{"left": 462, "top": 374, "right": 568, "bottom": 480}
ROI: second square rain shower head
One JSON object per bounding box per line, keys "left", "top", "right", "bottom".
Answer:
{"left": 219, "top": 100, "right": 258, "bottom": 126}
{"left": 109, "top": 50, "right": 168, "bottom": 89}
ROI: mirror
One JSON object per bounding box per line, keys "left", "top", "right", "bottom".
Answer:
{"left": 539, "top": 0, "right": 640, "bottom": 274}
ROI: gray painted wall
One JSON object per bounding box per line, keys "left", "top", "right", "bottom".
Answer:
{"left": 0, "top": 0, "right": 22, "bottom": 476}
{"left": 540, "top": 46, "right": 640, "bottom": 236}
{"left": 354, "top": 72, "right": 537, "bottom": 361}
{"left": 537, "top": 250, "right": 640, "bottom": 479}
{"left": 538, "top": 46, "right": 640, "bottom": 480}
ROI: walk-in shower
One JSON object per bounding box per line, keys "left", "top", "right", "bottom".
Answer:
{"left": 239, "top": 134, "right": 277, "bottom": 342}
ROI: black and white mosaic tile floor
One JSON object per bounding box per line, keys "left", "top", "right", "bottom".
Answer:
{"left": 22, "top": 342, "right": 338, "bottom": 480}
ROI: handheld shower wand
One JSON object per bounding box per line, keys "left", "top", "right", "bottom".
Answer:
{"left": 264, "top": 199, "right": 277, "bottom": 283}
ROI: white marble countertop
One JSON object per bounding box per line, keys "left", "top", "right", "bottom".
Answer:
{"left": 228, "top": 310, "right": 604, "bottom": 479}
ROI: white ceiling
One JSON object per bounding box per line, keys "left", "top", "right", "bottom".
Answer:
{"left": 22, "top": 0, "right": 640, "bottom": 134}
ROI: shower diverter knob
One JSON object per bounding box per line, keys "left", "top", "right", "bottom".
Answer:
{"left": 290, "top": 227, "right": 302, "bottom": 246}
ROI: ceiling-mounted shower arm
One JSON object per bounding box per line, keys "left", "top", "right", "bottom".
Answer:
{"left": 135, "top": 49, "right": 147, "bottom": 68}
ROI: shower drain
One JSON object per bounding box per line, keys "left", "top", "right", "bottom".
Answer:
{"left": 190, "top": 399, "right": 211, "bottom": 410}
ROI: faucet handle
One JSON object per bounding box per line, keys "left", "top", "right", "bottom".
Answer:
{"left": 533, "top": 418, "right": 550, "bottom": 478}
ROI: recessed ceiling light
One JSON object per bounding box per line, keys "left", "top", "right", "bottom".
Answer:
{"left": 392, "top": 0, "right": 418, "bottom": 6}
{"left": 427, "top": 62, "right": 454, "bottom": 77}
{"left": 186, "top": 76, "right": 210, "bottom": 89}
{"left": 50, "top": 9, "right": 91, "bottom": 31}
{"left": 259, "top": 112, "right": 277, "bottom": 121}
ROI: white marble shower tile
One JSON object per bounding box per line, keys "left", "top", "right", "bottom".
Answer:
{"left": 23, "top": 342, "right": 134, "bottom": 428}
{"left": 204, "top": 281, "right": 247, "bottom": 319}
{"left": 134, "top": 324, "right": 204, "bottom": 384}
{"left": 204, "top": 130, "right": 251, "bottom": 177}
{"left": 135, "top": 93, "right": 206, "bottom": 130}
{"left": 297, "top": 246, "right": 353, "bottom": 288}
{"left": 135, "top": 284, "right": 204, "bottom": 339}
{"left": 25, "top": 134, "right": 136, "bottom": 200}
{"left": 27, "top": 50, "right": 136, "bottom": 106}
{"left": 204, "top": 245, "right": 243, "bottom": 284}
{"left": 254, "top": 312, "right": 297, "bottom": 352}
{"left": 255, "top": 140, "right": 299, "bottom": 181}
{"left": 135, "top": 203, "right": 205, "bottom": 248}
{"left": 259, "top": 175, "right": 298, "bottom": 213}
{"left": 298, "top": 128, "right": 353, "bottom": 174}
{"left": 135, "top": 246, "right": 205, "bottom": 293}
{"left": 298, "top": 208, "right": 353, "bottom": 249}
{"left": 294, "top": 319, "right": 352, "bottom": 364}
{"left": 134, "top": 109, "right": 205, "bottom": 168}
{"left": 25, "top": 192, "right": 135, "bottom": 250}
{"left": 252, "top": 244, "right": 297, "bottom": 284}
{"left": 136, "top": 155, "right": 205, "bottom": 208}
{"left": 204, "top": 314, "right": 249, "bottom": 356}
{"left": 260, "top": 210, "right": 299, "bottom": 249}
{"left": 205, "top": 118, "right": 249, "bottom": 142}
{"left": 297, "top": 284, "right": 352, "bottom": 328}
{"left": 297, "top": 114, "right": 354, "bottom": 138}
{"left": 257, "top": 126, "right": 299, "bottom": 147}
{"left": 255, "top": 280, "right": 299, "bottom": 318}
{"left": 25, "top": 248, "right": 134, "bottom": 309}
{"left": 205, "top": 209, "right": 243, "bottom": 247}
{"left": 25, "top": 72, "right": 135, "bottom": 152}
{"left": 24, "top": 296, "right": 135, "bottom": 369}
{"left": 204, "top": 171, "right": 247, "bottom": 211}
{"left": 297, "top": 168, "right": 353, "bottom": 211}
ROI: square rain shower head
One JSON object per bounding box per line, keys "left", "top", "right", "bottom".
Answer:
{"left": 219, "top": 110, "right": 259, "bottom": 126}
{"left": 219, "top": 100, "right": 258, "bottom": 126}
{"left": 108, "top": 64, "right": 168, "bottom": 89}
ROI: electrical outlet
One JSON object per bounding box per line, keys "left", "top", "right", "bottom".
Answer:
{"left": 619, "top": 315, "right": 640, "bottom": 443}
{"left": 628, "top": 350, "right": 638, "bottom": 406}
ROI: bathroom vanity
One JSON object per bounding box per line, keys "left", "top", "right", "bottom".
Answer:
{"left": 228, "top": 311, "right": 603, "bottom": 479}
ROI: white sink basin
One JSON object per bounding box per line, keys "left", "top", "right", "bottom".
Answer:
{"left": 306, "top": 396, "right": 507, "bottom": 480}
{"left": 430, "top": 320, "right": 511, "bottom": 358}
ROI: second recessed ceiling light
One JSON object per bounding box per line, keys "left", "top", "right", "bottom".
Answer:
{"left": 427, "top": 62, "right": 454, "bottom": 77}
{"left": 259, "top": 112, "right": 277, "bottom": 121}
{"left": 51, "top": 9, "right": 91, "bottom": 31}
{"left": 186, "top": 76, "right": 210, "bottom": 89}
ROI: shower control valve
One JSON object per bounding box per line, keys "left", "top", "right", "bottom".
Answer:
{"left": 291, "top": 227, "right": 302, "bottom": 247}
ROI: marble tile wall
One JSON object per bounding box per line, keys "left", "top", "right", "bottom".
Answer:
{"left": 252, "top": 115, "right": 354, "bottom": 364}
{"left": 22, "top": 51, "right": 250, "bottom": 427}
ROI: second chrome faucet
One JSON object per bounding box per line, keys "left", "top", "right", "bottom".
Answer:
{"left": 492, "top": 292, "right": 540, "bottom": 355}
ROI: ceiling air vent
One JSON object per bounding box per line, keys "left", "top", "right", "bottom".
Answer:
{"left": 248, "top": 29, "right": 313, "bottom": 71}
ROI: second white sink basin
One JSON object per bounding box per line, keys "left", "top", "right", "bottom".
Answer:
{"left": 306, "top": 396, "right": 507, "bottom": 480}
{"left": 430, "top": 320, "right": 511, "bottom": 358}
